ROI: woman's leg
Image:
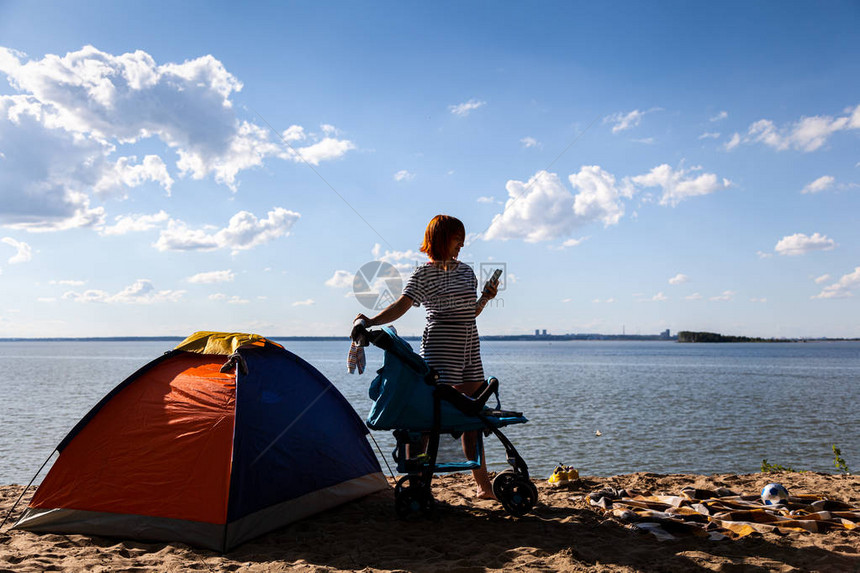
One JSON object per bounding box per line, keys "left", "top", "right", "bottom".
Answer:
{"left": 462, "top": 430, "right": 494, "bottom": 498}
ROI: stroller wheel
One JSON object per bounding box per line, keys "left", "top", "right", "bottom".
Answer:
{"left": 492, "top": 470, "right": 538, "bottom": 517}
{"left": 394, "top": 475, "right": 435, "bottom": 520}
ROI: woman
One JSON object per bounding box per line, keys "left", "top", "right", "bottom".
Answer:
{"left": 355, "top": 214, "right": 499, "bottom": 498}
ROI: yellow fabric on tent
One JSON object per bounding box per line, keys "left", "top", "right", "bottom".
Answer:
{"left": 175, "top": 331, "right": 282, "bottom": 355}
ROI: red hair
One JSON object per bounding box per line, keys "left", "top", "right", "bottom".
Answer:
{"left": 420, "top": 215, "right": 465, "bottom": 261}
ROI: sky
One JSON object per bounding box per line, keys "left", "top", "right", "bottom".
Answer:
{"left": 0, "top": 1, "right": 858, "bottom": 338}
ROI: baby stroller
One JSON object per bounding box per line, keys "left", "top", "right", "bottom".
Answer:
{"left": 353, "top": 324, "right": 537, "bottom": 519}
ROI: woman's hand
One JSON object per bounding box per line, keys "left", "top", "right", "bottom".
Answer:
{"left": 476, "top": 279, "right": 498, "bottom": 317}
{"left": 481, "top": 278, "right": 499, "bottom": 300}
{"left": 354, "top": 313, "right": 372, "bottom": 327}
{"left": 351, "top": 314, "right": 372, "bottom": 344}
{"left": 352, "top": 295, "right": 413, "bottom": 336}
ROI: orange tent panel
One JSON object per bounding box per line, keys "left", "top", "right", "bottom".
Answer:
{"left": 30, "top": 353, "right": 236, "bottom": 524}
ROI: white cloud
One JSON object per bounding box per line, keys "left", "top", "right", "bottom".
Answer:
{"left": 292, "top": 298, "right": 315, "bottom": 306}
{"left": 651, "top": 292, "right": 668, "bottom": 302}
{"left": 464, "top": 232, "right": 481, "bottom": 247}
{"left": 631, "top": 164, "right": 731, "bottom": 207}
{"left": 739, "top": 104, "right": 860, "bottom": 152}
{"left": 62, "top": 279, "right": 184, "bottom": 304}
{"left": 281, "top": 125, "right": 306, "bottom": 143}
{"left": 604, "top": 107, "right": 664, "bottom": 134}
{"left": 813, "top": 267, "right": 860, "bottom": 299}
{"left": 99, "top": 210, "right": 169, "bottom": 236}
{"left": 520, "top": 136, "right": 539, "bottom": 148}
{"left": 668, "top": 273, "right": 689, "bottom": 285}
{"left": 698, "top": 132, "right": 721, "bottom": 140}
{"left": 371, "top": 243, "right": 426, "bottom": 273}
{"left": 774, "top": 232, "right": 836, "bottom": 256}
{"left": 476, "top": 196, "right": 497, "bottom": 204}
{"left": 93, "top": 155, "right": 173, "bottom": 197}
{"left": 50, "top": 279, "right": 85, "bottom": 286}
{"left": 560, "top": 237, "right": 588, "bottom": 249}
{"left": 0, "top": 46, "right": 355, "bottom": 231}
{"left": 484, "top": 168, "right": 631, "bottom": 243}
{"left": 756, "top": 250, "right": 774, "bottom": 259}
{"left": 686, "top": 293, "right": 703, "bottom": 300}
{"left": 485, "top": 162, "right": 729, "bottom": 243}
{"left": 0, "top": 96, "right": 106, "bottom": 231}
{"left": 632, "top": 137, "right": 655, "bottom": 145}
{"left": 394, "top": 169, "right": 414, "bottom": 182}
{"left": 814, "top": 274, "right": 832, "bottom": 284}
{"left": 449, "top": 99, "right": 485, "bottom": 117}
{"left": 570, "top": 166, "right": 631, "bottom": 225}
{"left": 2, "top": 237, "right": 32, "bottom": 263}
{"left": 325, "top": 270, "right": 354, "bottom": 289}
{"left": 710, "top": 290, "right": 736, "bottom": 302}
{"left": 749, "top": 297, "right": 767, "bottom": 303}
{"left": 724, "top": 133, "right": 742, "bottom": 151}
{"left": 710, "top": 111, "right": 728, "bottom": 122}
{"left": 604, "top": 109, "right": 645, "bottom": 133}
{"left": 153, "top": 207, "right": 300, "bottom": 253}
{"left": 209, "top": 293, "right": 249, "bottom": 304}
{"left": 801, "top": 175, "right": 835, "bottom": 194}
{"left": 0, "top": 46, "right": 251, "bottom": 188}
{"left": 186, "top": 270, "right": 235, "bottom": 284}
{"left": 483, "top": 172, "right": 576, "bottom": 243}
{"left": 280, "top": 135, "right": 356, "bottom": 167}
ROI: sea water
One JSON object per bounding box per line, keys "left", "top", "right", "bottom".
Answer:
{"left": 0, "top": 339, "right": 857, "bottom": 485}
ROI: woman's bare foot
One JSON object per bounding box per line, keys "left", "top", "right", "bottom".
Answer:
{"left": 475, "top": 489, "right": 496, "bottom": 500}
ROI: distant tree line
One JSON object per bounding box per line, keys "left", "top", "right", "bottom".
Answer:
{"left": 677, "top": 331, "right": 778, "bottom": 343}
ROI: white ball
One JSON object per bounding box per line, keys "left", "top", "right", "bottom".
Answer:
{"left": 761, "top": 483, "right": 789, "bottom": 505}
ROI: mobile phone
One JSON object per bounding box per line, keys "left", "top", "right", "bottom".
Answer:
{"left": 490, "top": 268, "right": 503, "bottom": 283}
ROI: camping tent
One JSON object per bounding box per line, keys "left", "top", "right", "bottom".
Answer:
{"left": 14, "top": 331, "right": 387, "bottom": 551}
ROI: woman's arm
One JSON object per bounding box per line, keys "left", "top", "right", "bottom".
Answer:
{"left": 357, "top": 295, "right": 415, "bottom": 327}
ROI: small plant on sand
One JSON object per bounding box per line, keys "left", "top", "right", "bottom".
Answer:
{"left": 832, "top": 444, "right": 850, "bottom": 475}
{"left": 761, "top": 459, "right": 798, "bottom": 473}
{"left": 761, "top": 445, "right": 851, "bottom": 475}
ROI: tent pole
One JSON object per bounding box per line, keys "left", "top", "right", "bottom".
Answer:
{"left": 0, "top": 449, "right": 57, "bottom": 530}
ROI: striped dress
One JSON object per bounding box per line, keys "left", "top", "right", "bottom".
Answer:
{"left": 402, "top": 261, "right": 484, "bottom": 390}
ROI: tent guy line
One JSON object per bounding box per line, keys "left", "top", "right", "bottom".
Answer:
{"left": 252, "top": 108, "right": 396, "bottom": 250}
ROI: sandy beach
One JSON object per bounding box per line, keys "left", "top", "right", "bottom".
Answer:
{"left": 1, "top": 471, "right": 857, "bottom": 572}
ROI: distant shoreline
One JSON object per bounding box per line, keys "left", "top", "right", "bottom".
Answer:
{"left": 1, "top": 335, "right": 857, "bottom": 343}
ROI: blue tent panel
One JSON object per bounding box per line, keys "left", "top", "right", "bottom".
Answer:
{"left": 227, "top": 345, "right": 383, "bottom": 522}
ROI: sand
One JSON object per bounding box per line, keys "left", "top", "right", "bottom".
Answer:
{"left": 1, "top": 472, "right": 858, "bottom": 572}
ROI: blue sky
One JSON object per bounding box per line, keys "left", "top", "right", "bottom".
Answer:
{"left": 1, "top": 1, "right": 858, "bottom": 338}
